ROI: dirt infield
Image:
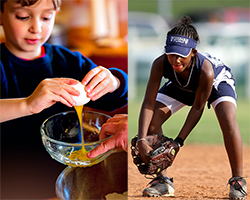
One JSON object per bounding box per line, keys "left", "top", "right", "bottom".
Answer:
{"left": 128, "top": 144, "right": 250, "bottom": 200}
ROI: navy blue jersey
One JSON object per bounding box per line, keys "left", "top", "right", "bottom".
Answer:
{"left": 162, "top": 52, "right": 235, "bottom": 93}
{"left": 0, "top": 43, "right": 128, "bottom": 111}
{"left": 159, "top": 52, "right": 236, "bottom": 106}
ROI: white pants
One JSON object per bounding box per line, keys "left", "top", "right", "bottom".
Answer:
{"left": 156, "top": 93, "right": 237, "bottom": 115}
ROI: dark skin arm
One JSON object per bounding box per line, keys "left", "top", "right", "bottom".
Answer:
{"left": 177, "top": 59, "right": 214, "bottom": 140}
{"left": 137, "top": 57, "right": 214, "bottom": 164}
{"left": 137, "top": 55, "right": 165, "bottom": 162}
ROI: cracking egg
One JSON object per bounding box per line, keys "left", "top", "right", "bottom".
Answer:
{"left": 71, "top": 82, "right": 91, "bottom": 106}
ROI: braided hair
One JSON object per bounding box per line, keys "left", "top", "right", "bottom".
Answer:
{"left": 166, "top": 16, "right": 199, "bottom": 63}
{"left": 167, "top": 16, "right": 200, "bottom": 42}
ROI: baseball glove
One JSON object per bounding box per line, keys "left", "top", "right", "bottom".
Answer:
{"left": 131, "top": 134, "right": 180, "bottom": 175}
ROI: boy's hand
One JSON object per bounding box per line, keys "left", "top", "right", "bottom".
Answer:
{"left": 26, "top": 78, "right": 80, "bottom": 114}
{"left": 87, "top": 114, "right": 128, "bottom": 158}
{"left": 81, "top": 66, "right": 120, "bottom": 101}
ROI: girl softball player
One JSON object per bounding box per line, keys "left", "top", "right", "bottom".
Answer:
{"left": 137, "top": 16, "right": 247, "bottom": 200}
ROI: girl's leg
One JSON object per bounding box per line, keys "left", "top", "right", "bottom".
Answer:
{"left": 147, "top": 101, "right": 172, "bottom": 136}
{"left": 214, "top": 101, "right": 243, "bottom": 177}
{"left": 142, "top": 101, "right": 173, "bottom": 197}
{"left": 142, "top": 95, "right": 185, "bottom": 197}
{"left": 147, "top": 101, "right": 172, "bottom": 177}
{"left": 148, "top": 93, "right": 186, "bottom": 136}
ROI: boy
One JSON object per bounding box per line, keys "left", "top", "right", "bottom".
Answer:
{"left": 0, "top": 0, "right": 127, "bottom": 199}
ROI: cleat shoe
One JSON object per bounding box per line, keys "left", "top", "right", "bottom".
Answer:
{"left": 228, "top": 177, "right": 247, "bottom": 200}
{"left": 143, "top": 174, "right": 175, "bottom": 197}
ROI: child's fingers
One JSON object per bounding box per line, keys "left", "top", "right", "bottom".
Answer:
{"left": 45, "top": 79, "right": 80, "bottom": 96}
{"left": 84, "top": 69, "right": 108, "bottom": 94}
{"left": 61, "top": 83, "right": 80, "bottom": 96}
{"left": 29, "top": 89, "right": 74, "bottom": 114}
{"left": 81, "top": 66, "right": 103, "bottom": 87}
{"left": 48, "top": 85, "right": 77, "bottom": 106}
{"left": 27, "top": 79, "right": 80, "bottom": 114}
{"left": 88, "top": 78, "right": 111, "bottom": 100}
{"left": 48, "top": 93, "right": 73, "bottom": 108}
{"left": 81, "top": 66, "right": 119, "bottom": 100}
{"left": 53, "top": 78, "right": 79, "bottom": 86}
{"left": 39, "top": 80, "right": 77, "bottom": 106}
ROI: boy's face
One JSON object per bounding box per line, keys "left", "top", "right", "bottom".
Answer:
{"left": 0, "top": 0, "right": 57, "bottom": 59}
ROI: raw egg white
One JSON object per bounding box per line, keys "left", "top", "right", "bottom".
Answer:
{"left": 71, "top": 82, "right": 91, "bottom": 106}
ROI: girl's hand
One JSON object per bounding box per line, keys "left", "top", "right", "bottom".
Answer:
{"left": 81, "top": 66, "right": 120, "bottom": 101}
{"left": 26, "top": 78, "right": 80, "bottom": 114}
{"left": 87, "top": 114, "right": 128, "bottom": 158}
{"left": 137, "top": 140, "right": 153, "bottom": 164}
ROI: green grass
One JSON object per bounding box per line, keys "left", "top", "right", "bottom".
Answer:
{"left": 128, "top": 0, "right": 249, "bottom": 18}
{"left": 128, "top": 99, "right": 250, "bottom": 145}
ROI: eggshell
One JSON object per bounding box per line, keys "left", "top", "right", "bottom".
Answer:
{"left": 71, "top": 82, "right": 91, "bottom": 106}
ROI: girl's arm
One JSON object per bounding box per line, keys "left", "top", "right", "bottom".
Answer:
{"left": 177, "top": 59, "right": 214, "bottom": 141}
{"left": 137, "top": 55, "right": 164, "bottom": 162}
{"left": 138, "top": 55, "right": 164, "bottom": 139}
{"left": 0, "top": 78, "right": 79, "bottom": 123}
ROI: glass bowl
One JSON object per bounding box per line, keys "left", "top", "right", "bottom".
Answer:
{"left": 40, "top": 110, "right": 113, "bottom": 167}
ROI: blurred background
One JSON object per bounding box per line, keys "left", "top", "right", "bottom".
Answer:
{"left": 128, "top": 0, "right": 250, "bottom": 144}
{"left": 54, "top": 0, "right": 128, "bottom": 77}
